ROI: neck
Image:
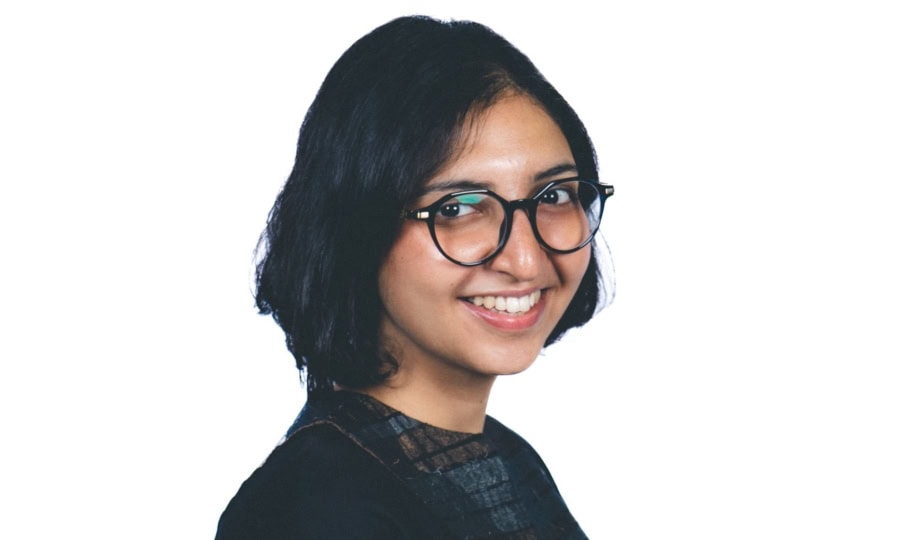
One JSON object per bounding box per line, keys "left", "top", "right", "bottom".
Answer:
{"left": 359, "top": 366, "right": 495, "bottom": 434}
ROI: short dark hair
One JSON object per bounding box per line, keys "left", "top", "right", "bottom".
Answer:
{"left": 255, "top": 16, "right": 601, "bottom": 393}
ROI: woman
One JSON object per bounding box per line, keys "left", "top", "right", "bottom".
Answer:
{"left": 217, "top": 15, "right": 613, "bottom": 539}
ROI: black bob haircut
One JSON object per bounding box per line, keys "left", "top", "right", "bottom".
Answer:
{"left": 255, "top": 16, "right": 602, "bottom": 393}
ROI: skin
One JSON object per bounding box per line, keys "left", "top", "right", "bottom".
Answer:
{"left": 364, "top": 94, "right": 590, "bottom": 433}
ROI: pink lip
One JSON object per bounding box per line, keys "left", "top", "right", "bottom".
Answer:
{"left": 460, "top": 290, "right": 547, "bottom": 331}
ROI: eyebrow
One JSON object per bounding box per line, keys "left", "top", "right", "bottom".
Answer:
{"left": 534, "top": 163, "right": 578, "bottom": 182}
{"left": 421, "top": 179, "right": 492, "bottom": 195}
{"left": 420, "top": 162, "right": 579, "bottom": 197}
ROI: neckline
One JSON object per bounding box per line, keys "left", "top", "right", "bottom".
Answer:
{"left": 318, "top": 390, "right": 493, "bottom": 438}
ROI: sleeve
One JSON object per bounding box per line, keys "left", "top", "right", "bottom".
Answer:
{"left": 215, "top": 424, "right": 437, "bottom": 540}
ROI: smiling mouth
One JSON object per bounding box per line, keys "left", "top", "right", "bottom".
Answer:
{"left": 466, "top": 290, "right": 542, "bottom": 314}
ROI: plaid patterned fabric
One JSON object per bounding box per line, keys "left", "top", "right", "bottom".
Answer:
{"left": 287, "top": 391, "right": 587, "bottom": 539}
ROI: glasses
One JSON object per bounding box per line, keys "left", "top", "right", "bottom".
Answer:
{"left": 402, "top": 178, "right": 614, "bottom": 266}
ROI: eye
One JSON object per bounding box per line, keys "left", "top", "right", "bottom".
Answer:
{"left": 539, "top": 186, "right": 576, "bottom": 205}
{"left": 438, "top": 193, "right": 485, "bottom": 218}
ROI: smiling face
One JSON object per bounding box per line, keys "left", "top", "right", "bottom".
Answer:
{"left": 377, "top": 94, "right": 591, "bottom": 386}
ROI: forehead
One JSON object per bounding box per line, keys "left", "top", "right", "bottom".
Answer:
{"left": 421, "top": 94, "right": 576, "bottom": 198}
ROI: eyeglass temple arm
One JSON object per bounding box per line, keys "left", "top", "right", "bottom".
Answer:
{"left": 401, "top": 209, "right": 432, "bottom": 221}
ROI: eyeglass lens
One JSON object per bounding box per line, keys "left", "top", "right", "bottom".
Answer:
{"left": 431, "top": 180, "right": 602, "bottom": 265}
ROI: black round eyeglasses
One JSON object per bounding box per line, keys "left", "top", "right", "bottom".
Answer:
{"left": 402, "top": 178, "right": 614, "bottom": 266}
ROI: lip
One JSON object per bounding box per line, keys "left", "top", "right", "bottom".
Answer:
{"left": 460, "top": 289, "right": 547, "bottom": 331}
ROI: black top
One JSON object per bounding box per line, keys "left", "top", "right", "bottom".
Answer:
{"left": 216, "top": 391, "right": 586, "bottom": 539}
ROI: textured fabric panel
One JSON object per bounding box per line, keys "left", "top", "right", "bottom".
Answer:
{"left": 288, "top": 391, "right": 587, "bottom": 539}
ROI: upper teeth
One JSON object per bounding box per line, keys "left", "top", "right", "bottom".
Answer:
{"left": 470, "top": 290, "right": 542, "bottom": 314}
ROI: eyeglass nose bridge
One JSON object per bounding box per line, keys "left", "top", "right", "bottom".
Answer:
{"left": 495, "top": 197, "right": 543, "bottom": 248}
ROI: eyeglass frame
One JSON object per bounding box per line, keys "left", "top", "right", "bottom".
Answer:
{"left": 401, "top": 177, "right": 615, "bottom": 267}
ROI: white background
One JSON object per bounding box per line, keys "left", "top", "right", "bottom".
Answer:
{"left": 1, "top": 1, "right": 909, "bottom": 538}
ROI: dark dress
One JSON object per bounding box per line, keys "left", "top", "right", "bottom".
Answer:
{"left": 216, "top": 391, "right": 587, "bottom": 539}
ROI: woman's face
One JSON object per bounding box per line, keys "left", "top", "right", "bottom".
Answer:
{"left": 377, "top": 94, "right": 590, "bottom": 384}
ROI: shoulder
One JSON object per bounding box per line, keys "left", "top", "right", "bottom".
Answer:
{"left": 215, "top": 423, "right": 438, "bottom": 539}
{"left": 485, "top": 415, "right": 562, "bottom": 484}
{"left": 485, "top": 416, "right": 544, "bottom": 460}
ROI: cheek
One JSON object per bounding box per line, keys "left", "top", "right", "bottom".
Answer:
{"left": 377, "top": 226, "right": 471, "bottom": 356}
{"left": 557, "top": 246, "right": 592, "bottom": 293}
{"left": 378, "top": 235, "right": 416, "bottom": 314}
{"left": 378, "top": 225, "right": 450, "bottom": 315}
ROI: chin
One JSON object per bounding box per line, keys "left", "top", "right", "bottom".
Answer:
{"left": 473, "top": 343, "right": 545, "bottom": 377}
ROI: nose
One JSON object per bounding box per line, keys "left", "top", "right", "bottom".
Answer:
{"left": 488, "top": 208, "right": 547, "bottom": 281}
